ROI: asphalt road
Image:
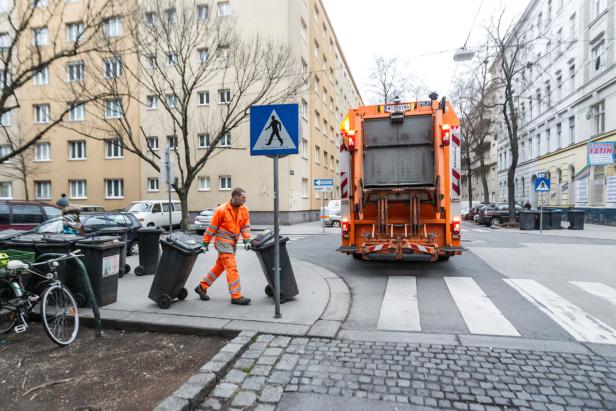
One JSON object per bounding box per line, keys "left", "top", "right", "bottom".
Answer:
{"left": 286, "top": 222, "right": 616, "bottom": 352}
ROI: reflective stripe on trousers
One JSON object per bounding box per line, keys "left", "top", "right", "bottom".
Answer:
{"left": 199, "top": 253, "right": 242, "bottom": 299}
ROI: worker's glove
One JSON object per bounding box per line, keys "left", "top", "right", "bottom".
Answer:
{"left": 243, "top": 239, "right": 252, "bottom": 251}
{"left": 201, "top": 242, "right": 209, "bottom": 253}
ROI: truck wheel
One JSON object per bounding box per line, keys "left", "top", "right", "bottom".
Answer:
{"left": 332, "top": 221, "right": 341, "bottom": 228}
{"left": 352, "top": 253, "right": 362, "bottom": 260}
{"left": 178, "top": 288, "right": 188, "bottom": 301}
{"left": 134, "top": 266, "right": 146, "bottom": 276}
{"left": 438, "top": 255, "right": 450, "bottom": 262}
{"left": 265, "top": 285, "right": 273, "bottom": 297}
{"left": 489, "top": 217, "right": 500, "bottom": 226}
{"left": 158, "top": 294, "right": 172, "bottom": 309}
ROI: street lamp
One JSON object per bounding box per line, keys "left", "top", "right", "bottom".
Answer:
{"left": 453, "top": 47, "right": 476, "bottom": 62}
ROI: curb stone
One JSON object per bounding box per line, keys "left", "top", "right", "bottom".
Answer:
{"left": 153, "top": 330, "right": 257, "bottom": 411}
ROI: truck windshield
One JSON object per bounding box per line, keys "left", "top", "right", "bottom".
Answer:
{"left": 127, "top": 203, "right": 151, "bottom": 213}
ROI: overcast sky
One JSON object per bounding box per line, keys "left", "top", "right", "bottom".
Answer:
{"left": 322, "top": 0, "right": 531, "bottom": 104}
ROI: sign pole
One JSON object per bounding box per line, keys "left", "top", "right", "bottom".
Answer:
{"left": 322, "top": 196, "right": 325, "bottom": 233}
{"left": 273, "top": 155, "right": 281, "bottom": 318}
{"left": 540, "top": 194, "right": 543, "bottom": 233}
{"left": 164, "top": 146, "right": 173, "bottom": 233}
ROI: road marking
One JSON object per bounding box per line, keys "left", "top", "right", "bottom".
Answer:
{"left": 472, "top": 229, "right": 489, "bottom": 233}
{"left": 570, "top": 282, "right": 616, "bottom": 307}
{"left": 377, "top": 276, "right": 421, "bottom": 332}
{"left": 505, "top": 279, "right": 616, "bottom": 344}
{"left": 444, "top": 277, "right": 520, "bottom": 336}
{"left": 461, "top": 228, "right": 468, "bottom": 232}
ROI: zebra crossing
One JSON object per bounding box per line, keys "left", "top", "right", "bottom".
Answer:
{"left": 376, "top": 276, "right": 616, "bottom": 344}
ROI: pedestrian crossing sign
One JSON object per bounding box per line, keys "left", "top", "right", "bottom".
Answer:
{"left": 250, "top": 104, "right": 299, "bottom": 156}
{"left": 535, "top": 177, "right": 550, "bottom": 192}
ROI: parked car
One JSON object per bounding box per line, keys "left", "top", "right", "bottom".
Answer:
{"left": 0, "top": 201, "right": 62, "bottom": 231}
{"left": 126, "top": 200, "right": 182, "bottom": 229}
{"left": 194, "top": 209, "right": 214, "bottom": 234}
{"left": 477, "top": 203, "right": 523, "bottom": 226}
{"left": 319, "top": 200, "right": 342, "bottom": 227}
{"left": 471, "top": 204, "right": 491, "bottom": 222}
{"left": 77, "top": 205, "right": 105, "bottom": 212}
{"left": 30, "top": 212, "right": 143, "bottom": 255}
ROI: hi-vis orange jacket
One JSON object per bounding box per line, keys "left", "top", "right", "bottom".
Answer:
{"left": 203, "top": 201, "right": 251, "bottom": 254}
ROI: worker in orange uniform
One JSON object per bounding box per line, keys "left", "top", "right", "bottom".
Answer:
{"left": 195, "top": 187, "right": 252, "bottom": 305}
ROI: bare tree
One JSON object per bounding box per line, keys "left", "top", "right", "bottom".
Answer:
{"left": 0, "top": 142, "right": 37, "bottom": 200}
{"left": 367, "top": 56, "right": 428, "bottom": 103}
{"left": 67, "top": 0, "right": 304, "bottom": 229}
{"left": 0, "top": 0, "right": 123, "bottom": 164}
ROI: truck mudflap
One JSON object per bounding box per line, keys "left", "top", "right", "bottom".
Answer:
{"left": 363, "top": 240, "right": 437, "bottom": 256}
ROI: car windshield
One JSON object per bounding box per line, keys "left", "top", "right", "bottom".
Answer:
{"left": 33, "top": 218, "right": 63, "bottom": 233}
{"left": 200, "top": 209, "right": 213, "bottom": 216}
{"left": 127, "top": 203, "right": 150, "bottom": 213}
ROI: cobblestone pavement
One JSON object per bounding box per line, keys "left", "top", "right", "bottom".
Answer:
{"left": 197, "top": 335, "right": 616, "bottom": 410}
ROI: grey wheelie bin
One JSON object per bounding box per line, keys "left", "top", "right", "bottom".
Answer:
{"left": 519, "top": 211, "right": 536, "bottom": 230}
{"left": 98, "top": 227, "right": 130, "bottom": 277}
{"left": 548, "top": 209, "right": 563, "bottom": 229}
{"left": 134, "top": 227, "right": 162, "bottom": 276}
{"left": 74, "top": 236, "right": 125, "bottom": 307}
{"left": 148, "top": 232, "right": 201, "bottom": 309}
{"left": 36, "top": 234, "right": 85, "bottom": 290}
{"left": 0, "top": 229, "right": 26, "bottom": 248}
{"left": 568, "top": 209, "right": 585, "bottom": 230}
{"left": 251, "top": 230, "right": 299, "bottom": 303}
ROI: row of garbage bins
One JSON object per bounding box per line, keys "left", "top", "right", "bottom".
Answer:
{"left": 0, "top": 226, "right": 298, "bottom": 310}
{"left": 519, "top": 209, "right": 585, "bottom": 230}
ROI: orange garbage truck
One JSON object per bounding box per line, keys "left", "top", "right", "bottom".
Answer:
{"left": 337, "top": 97, "right": 462, "bottom": 261}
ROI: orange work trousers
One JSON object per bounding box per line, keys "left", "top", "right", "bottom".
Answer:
{"left": 200, "top": 253, "right": 242, "bottom": 299}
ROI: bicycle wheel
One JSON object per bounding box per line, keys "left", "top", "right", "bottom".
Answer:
{"left": 41, "top": 284, "right": 79, "bottom": 346}
{"left": 0, "top": 286, "right": 17, "bottom": 333}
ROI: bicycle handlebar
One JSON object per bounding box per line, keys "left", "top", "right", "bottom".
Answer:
{"left": 29, "top": 250, "right": 84, "bottom": 268}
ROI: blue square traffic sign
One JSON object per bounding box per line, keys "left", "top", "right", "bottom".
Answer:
{"left": 250, "top": 104, "right": 299, "bottom": 156}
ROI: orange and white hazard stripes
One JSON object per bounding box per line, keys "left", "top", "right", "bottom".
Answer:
{"left": 339, "top": 139, "right": 350, "bottom": 200}
{"left": 364, "top": 241, "right": 436, "bottom": 255}
{"left": 450, "top": 125, "right": 461, "bottom": 198}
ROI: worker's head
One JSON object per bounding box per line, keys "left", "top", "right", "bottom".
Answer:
{"left": 231, "top": 187, "right": 246, "bottom": 206}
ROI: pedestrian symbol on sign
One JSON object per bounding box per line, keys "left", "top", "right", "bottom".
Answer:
{"left": 535, "top": 177, "right": 550, "bottom": 192}
{"left": 252, "top": 110, "right": 297, "bottom": 152}
{"left": 265, "top": 116, "right": 283, "bottom": 146}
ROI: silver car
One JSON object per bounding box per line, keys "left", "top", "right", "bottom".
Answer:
{"left": 194, "top": 209, "right": 214, "bottom": 234}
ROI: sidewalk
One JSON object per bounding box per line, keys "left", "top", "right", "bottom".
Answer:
{"left": 513, "top": 221, "right": 616, "bottom": 241}
{"left": 81, "top": 245, "right": 349, "bottom": 338}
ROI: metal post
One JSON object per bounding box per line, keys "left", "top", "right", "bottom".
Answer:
{"left": 322, "top": 196, "right": 325, "bottom": 233}
{"left": 273, "top": 155, "right": 281, "bottom": 318}
{"left": 165, "top": 146, "right": 173, "bottom": 233}
{"left": 540, "top": 202, "right": 543, "bottom": 233}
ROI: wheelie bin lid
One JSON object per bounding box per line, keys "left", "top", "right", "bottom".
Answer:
{"left": 6, "top": 233, "right": 46, "bottom": 244}
{"left": 252, "top": 235, "right": 290, "bottom": 251}
{"left": 251, "top": 228, "right": 275, "bottom": 247}
{"left": 0, "top": 229, "right": 26, "bottom": 240}
{"left": 76, "top": 235, "right": 121, "bottom": 245}
{"left": 162, "top": 232, "right": 202, "bottom": 254}
{"left": 98, "top": 227, "right": 129, "bottom": 234}
{"left": 42, "top": 233, "right": 85, "bottom": 244}
{"left": 137, "top": 227, "right": 163, "bottom": 233}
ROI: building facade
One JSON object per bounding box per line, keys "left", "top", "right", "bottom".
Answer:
{"left": 0, "top": 0, "right": 362, "bottom": 224}
{"left": 493, "top": 0, "right": 616, "bottom": 224}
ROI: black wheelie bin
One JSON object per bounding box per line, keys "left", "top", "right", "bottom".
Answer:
{"left": 148, "top": 232, "right": 201, "bottom": 309}
{"left": 519, "top": 211, "right": 536, "bottom": 230}
{"left": 36, "top": 233, "right": 85, "bottom": 291}
{"left": 98, "top": 227, "right": 130, "bottom": 277}
{"left": 134, "top": 227, "right": 162, "bottom": 276}
{"left": 251, "top": 229, "right": 299, "bottom": 303}
{"left": 568, "top": 209, "right": 585, "bottom": 230}
{"left": 74, "top": 236, "right": 124, "bottom": 307}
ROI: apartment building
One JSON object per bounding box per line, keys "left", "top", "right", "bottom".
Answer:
{"left": 0, "top": 0, "right": 362, "bottom": 224}
{"left": 493, "top": 0, "right": 616, "bottom": 223}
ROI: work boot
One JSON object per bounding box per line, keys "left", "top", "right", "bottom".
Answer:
{"left": 231, "top": 296, "right": 251, "bottom": 305}
{"left": 194, "top": 285, "right": 210, "bottom": 301}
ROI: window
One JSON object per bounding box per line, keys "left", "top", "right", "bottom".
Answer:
{"left": 105, "top": 138, "right": 123, "bottom": 158}
{"left": 69, "top": 180, "right": 86, "bottom": 199}
{"left": 569, "top": 13, "right": 576, "bottom": 42}
{"left": 35, "top": 181, "right": 51, "bottom": 199}
{"left": 219, "top": 176, "right": 231, "bottom": 190}
{"left": 301, "top": 138, "right": 308, "bottom": 159}
{"left": 67, "top": 60, "right": 85, "bottom": 81}
{"left": 217, "top": 2, "right": 231, "bottom": 16}
{"left": 545, "top": 83, "right": 551, "bottom": 108}
{"left": 103, "top": 17, "right": 122, "bottom": 38}
{"left": 592, "top": 101, "right": 605, "bottom": 135}
{"left": 167, "top": 135, "right": 178, "bottom": 149}
{"left": 302, "top": 178, "right": 308, "bottom": 199}
{"left": 166, "top": 52, "right": 177, "bottom": 65}
{"left": 314, "top": 110, "right": 320, "bottom": 129}
{"left": 217, "top": 46, "right": 230, "bottom": 61}
{"left": 218, "top": 89, "right": 231, "bottom": 104}
{"left": 146, "top": 95, "right": 158, "bottom": 109}
{"left": 166, "top": 94, "right": 176, "bottom": 108}
{"left": 545, "top": 128, "right": 551, "bottom": 153}
{"left": 314, "top": 145, "right": 320, "bottom": 164}
{"left": 314, "top": 76, "right": 320, "bottom": 95}
{"left": 1, "top": 110, "right": 10, "bottom": 126}
{"left": 145, "top": 11, "right": 156, "bottom": 25}
{"left": 198, "top": 176, "right": 210, "bottom": 191}
{"left": 69, "top": 102, "right": 85, "bottom": 121}
{"left": 197, "top": 5, "right": 209, "bottom": 20}
{"left": 324, "top": 151, "right": 328, "bottom": 167}
{"left": 0, "top": 182, "right": 12, "bottom": 199}
{"left": 69, "top": 140, "right": 86, "bottom": 159}
{"left": 314, "top": 40, "right": 319, "bottom": 60}
{"left": 300, "top": 19, "right": 307, "bottom": 42}
{"left": 556, "top": 28, "right": 563, "bottom": 53}
{"left": 66, "top": 22, "right": 84, "bottom": 43}
{"left": 0, "top": 32, "right": 10, "bottom": 51}
{"left": 165, "top": 7, "right": 176, "bottom": 23}
{"left": 593, "top": 0, "right": 606, "bottom": 19}
{"left": 555, "top": 70, "right": 562, "bottom": 100}
{"left": 330, "top": 155, "right": 335, "bottom": 170}
{"left": 301, "top": 59, "right": 308, "bottom": 80}
{"left": 34, "top": 66, "right": 48, "bottom": 85}
{"left": 34, "top": 104, "right": 50, "bottom": 123}
{"left": 568, "top": 61, "right": 575, "bottom": 91}
{"left": 103, "top": 57, "right": 122, "bottom": 78}
{"left": 0, "top": 144, "right": 11, "bottom": 159}
{"left": 301, "top": 99, "right": 308, "bottom": 119}
{"left": 35, "top": 142, "right": 50, "bottom": 161}
{"left": 555, "top": 123, "right": 562, "bottom": 149}
{"left": 147, "top": 136, "right": 159, "bottom": 150}
{"left": 568, "top": 116, "right": 575, "bottom": 144}
{"left": 32, "top": 27, "right": 48, "bottom": 46}
{"left": 198, "top": 133, "right": 210, "bottom": 148}
{"left": 196, "top": 91, "right": 210, "bottom": 106}
{"left": 198, "top": 48, "right": 209, "bottom": 64}
{"left": 219, "top": 133, "right": 231, "bottom": 147}
{"left": 105, "top": 179, "right": 124, "bottom": 198}
{"left": 147, "top": 177, "right": 159, "bottom": 192}
{"left": 591, "top": 39, "right": 605, "bottom": 73}
{"left": 104, "top": 99, "right": 123, "bottom": 118}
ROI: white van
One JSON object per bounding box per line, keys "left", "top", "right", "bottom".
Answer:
{"left": 126, "top": 200, "right": 182, "bottom": 228}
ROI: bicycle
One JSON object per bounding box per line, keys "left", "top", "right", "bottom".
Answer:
{"left": 0, "top": 250, "right": 82, "bottom": 346}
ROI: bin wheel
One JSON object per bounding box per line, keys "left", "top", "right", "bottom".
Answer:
{"left": 134, "top": 266, "right": 146, "bottom": 276}
{"left": 265, "top": 285, "right": 273, "bottom": 297}
{"left": 74, "top": 292, "right": 87, "bottom": 308}
{"left": 178, "top": 288, "right": 188, "bottom": 300}
{"left": 158, "top": 294, "right": 172, "bottom": 309}
{"left": 124, "top": 264, "right": 131, "bottom": 275}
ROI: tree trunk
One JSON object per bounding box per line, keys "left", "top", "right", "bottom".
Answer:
{"left": 178, "top": 190, "right": 190, "bottom": 231}
{"left": 23, "top": 179, "right": 30, "bottom": 201}
{"left": 479, "top": 156, "right": 489, "bottom": 204}
{"left": 466, "top": 166, "right": 473, "bottom": 210}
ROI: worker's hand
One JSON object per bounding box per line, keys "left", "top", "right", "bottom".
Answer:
{"left": 201, "top": 242, "right": 209, "bottom": 253}
{"left": 243, "top": 239, "right": 252, "bottom": 251}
